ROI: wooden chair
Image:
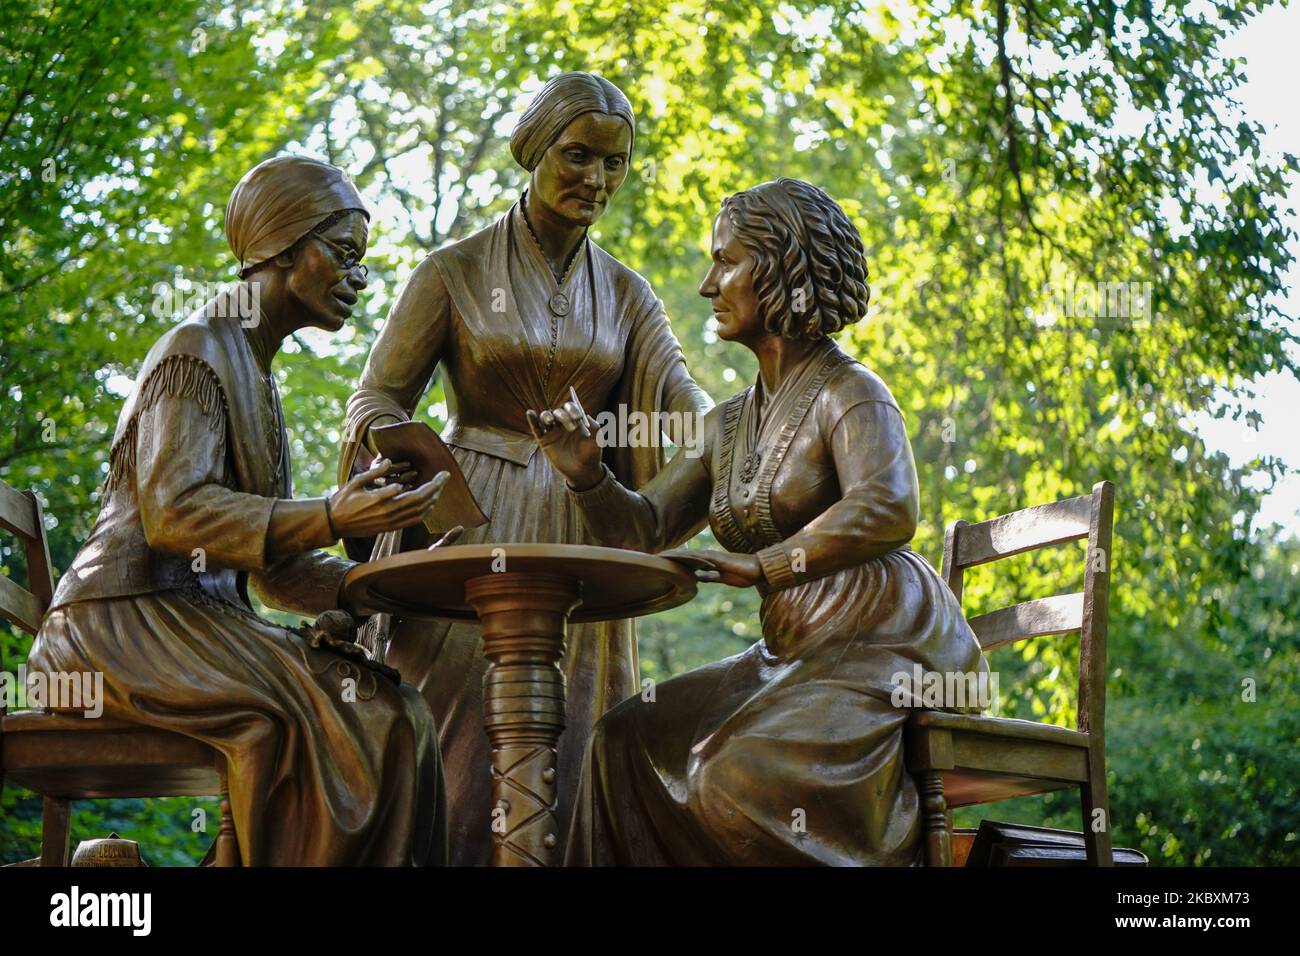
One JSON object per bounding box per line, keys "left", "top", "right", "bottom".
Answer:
{"left": 906, "top": 480, "right": 1115, "bottom": 866}
{"left": 0, "top": 479, "right": 239, "bottom": 866}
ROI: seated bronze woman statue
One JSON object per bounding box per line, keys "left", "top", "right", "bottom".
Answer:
{"left": 528, "top": 178, "right": 987, "bottom": 865}
{"left": 27, "top": 155, "right": 448, "bottom": 865}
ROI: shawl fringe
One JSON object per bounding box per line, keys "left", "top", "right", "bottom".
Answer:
{"left": 104, "top": 353, "right": 230, "bottom": 494}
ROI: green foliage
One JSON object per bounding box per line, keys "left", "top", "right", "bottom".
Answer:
{"left": 955, "top": 535, "right": 1299, "bottom": 865}
{"left": 0, "top": 786, "right": 217, "bottom": 866}
{"left": 2, "top": 0, "right": 1295, "bottom": 865}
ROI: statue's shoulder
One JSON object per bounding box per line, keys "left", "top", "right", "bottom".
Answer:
{"left": 429, "top": 218, "right": 495, "bottom": 268}
{"left": 147, "top": 306, "right": 231, "bottom": 366}
{"left": 402, "top": 247, "right": 454, "bottom": 297}
{"left": 420, "top": 213, "right": 510, "bottom": 289}
{"left": 819, "top": 349, "right": 901, "bottom": 423}
{"left": 587, "top": 239, "right": 654, "bottom": 301}
{"left": 138, "top": 287, "right": 270, "bottom": 390}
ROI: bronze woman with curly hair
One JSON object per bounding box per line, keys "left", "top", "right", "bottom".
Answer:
{"left": 528, "top": 178, "right": 987, "bottom": 865}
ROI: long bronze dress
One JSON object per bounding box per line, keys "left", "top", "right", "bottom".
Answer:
{"left": 340, "top": 195, "right": 711, "bottom": 864}
{"left": 28, "top": 291, "right": 446, "bottom": 866}
{"left": 561, "top": 337, "right": 986, "bottom": 865}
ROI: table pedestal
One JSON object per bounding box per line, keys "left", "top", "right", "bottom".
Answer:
{"left": 465, "top": 572, "right": 581, "bottom": 867}
{"left": 343, "top": 543, "right": 696, "bottom": 867}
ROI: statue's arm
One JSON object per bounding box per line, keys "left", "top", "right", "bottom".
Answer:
{"left": 135, "top": 386, "right": 277, "bottom": 571}
{"left": 251, "top": 547, "right": 354, "bottom": 617}
{"left": 647, "top": 294, "right": 713, "bottom": 431}
{"left": 567, "top": 404, "right": 720, "bottom": 552}
{"left": 754, "top": 395, "right": 918, "bottom": 589}
{"left": 661, "top": 336, "right": 714, "bottom": 417}
{"left": 133, "top": 363, "right": 354, "bottom": 614}
{"left": 135, "top": 376, "right": 336, "bottom": 573}
{"left": 338, "top": 256, "right": 452, "bottom": 485}
{"left": 251, "top": 490, "right": 355, "bottom": 616}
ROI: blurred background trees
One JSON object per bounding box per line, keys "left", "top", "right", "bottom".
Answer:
{"left": 2, "top": 0, "right": 1295, "bottom": 865}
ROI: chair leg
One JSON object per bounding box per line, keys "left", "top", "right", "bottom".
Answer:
{"left": 919, "top": 771, "right": 952, "bottom": 867}
{"left": 1081, "top": 748, "right": 1114, "bottom": 867}
{"left": 214, "top": 767, "right": 240, "bottom": 867}
{"left": 40, "top": 796, "right": 72, "bottom": 866}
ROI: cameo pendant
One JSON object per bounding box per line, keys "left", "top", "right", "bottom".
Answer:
{"left": 738, "top": 386, "right": 764, "bottom": 485}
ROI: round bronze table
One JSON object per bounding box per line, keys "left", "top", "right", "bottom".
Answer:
{"left": 343, "top": 543, "right": 697, "bottom": 866}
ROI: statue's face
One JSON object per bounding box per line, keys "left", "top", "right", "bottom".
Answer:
{"left": 700, "top": 212, "right": 762, "bottom": 343}
{"left": 285, "top": 210, "right": 369, "bottom": 332}
{"left": 531, "top": 111, "right": 631, "bottom": 226}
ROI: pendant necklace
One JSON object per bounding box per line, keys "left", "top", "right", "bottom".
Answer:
{"left": 521, "top": 200, "right": 583, "bottom": 388}
{"left": 738, "top": 385, "right": 764, "bottom": 484}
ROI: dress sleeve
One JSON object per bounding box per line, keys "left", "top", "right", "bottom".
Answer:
{"left": 754, "top": 398, "right": 919, "bottom": 590}
{"left": 134, "top": 356, "right": 355, "bottom": 615}
{"left": 567, "top": 404, "right": 720, "bottom": 552}
{"left": 133, "top": 357, "right": 277, "bottom": 571}
{"left": 661, "top": 344, "right": 713, "bottom": 436}
{"left": 339, "top": 255, "right": 452, "bottom": 485}
{"left": 251, "top": 547, "right": 355, "bottom": 617}
{"left": 607, "top": 284, "right": 713, "bottom": 490}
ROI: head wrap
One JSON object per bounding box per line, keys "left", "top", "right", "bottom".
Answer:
{"left": 225, "top": 155, "right": 369, "bottom": 274}
{"left": 510, "top": 72, "right": 635, "bottom": 172}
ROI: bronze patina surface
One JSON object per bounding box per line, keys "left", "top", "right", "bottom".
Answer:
{"left": 339, "top": 72, "right": 712, "bottom": 864}
{"left": 343, "top": 543, "right": 695, "bottom": 865}
{"left": 529, "top": 178, "right": 988, "bottom": 865}
{"left": 26, "top": 155, "right": 449, "bottom": 866}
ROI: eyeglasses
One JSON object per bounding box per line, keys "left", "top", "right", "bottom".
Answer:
{"left": 311, "top": 233, "right": 368, "bottom": 277}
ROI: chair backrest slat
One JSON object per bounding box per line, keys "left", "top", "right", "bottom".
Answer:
{"left": 0, "top": 479, "right": 55, "bottom": 638}
{"left": 967, "top": 591, "right": 1085, "bottom": 651}
{"left": 1078, "top": 481, "right": 1115, "bottom": 737}
{"left": 941, "top": 481, "right": 1114, "bottom": 735}
{"left": 0, "top": 571, "right": 45, "bottom": 636}
{"left": 953, "top": 494, "right": 1093, "bottom": 569}
{"left": 0, "top": 480, "right": 40, "bottom": 541}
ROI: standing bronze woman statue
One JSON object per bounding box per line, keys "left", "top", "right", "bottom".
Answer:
{"left": 28, "top": 156, "right": 448, "bottom": 865}
{"left": 529, "top": 179, "right": 987, "bottom": 865}
{"left": 339, "top": 72, "right": 711, "bottom": 864}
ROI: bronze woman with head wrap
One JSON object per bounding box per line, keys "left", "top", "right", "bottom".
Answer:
{"left": 530, "top": 178, "right": 987, "bottom": 865}
{"left": 340, "top": 71, "right": 712, "bottom": 865}
{"left": 28, "top": 155, "right": 449, "bottom": 865}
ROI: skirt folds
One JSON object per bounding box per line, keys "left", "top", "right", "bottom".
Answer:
{"left": 566, "top": 549, "right": 985, "bottom": 866}
{"left": 29, "top": 587, "right": 446, "bottom": 866}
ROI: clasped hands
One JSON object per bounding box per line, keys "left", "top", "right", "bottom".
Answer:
{"left": 526, "top": 397, "right": 762, "bottom": 588}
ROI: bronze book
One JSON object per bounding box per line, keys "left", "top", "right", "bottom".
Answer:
{"left": 369, "top": 421, "right": 488, "bottom": 534}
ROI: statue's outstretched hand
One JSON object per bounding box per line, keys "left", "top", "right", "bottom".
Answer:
{"left": 661, "top": 548, "right": 763, "bottom": 589}
{"left": 526, "top": 398, "right": 603, "bottom": 491}
{"left": 328, "top": 458, "right": 448, "bottom": 538}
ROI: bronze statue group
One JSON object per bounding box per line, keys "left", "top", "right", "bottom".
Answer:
{"left": 28, "top": 72, "right": 984, "bottom": 866}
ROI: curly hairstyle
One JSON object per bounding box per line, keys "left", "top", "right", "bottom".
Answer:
{"left": 718, "top": 178, "right": 870, "bottom": 340}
